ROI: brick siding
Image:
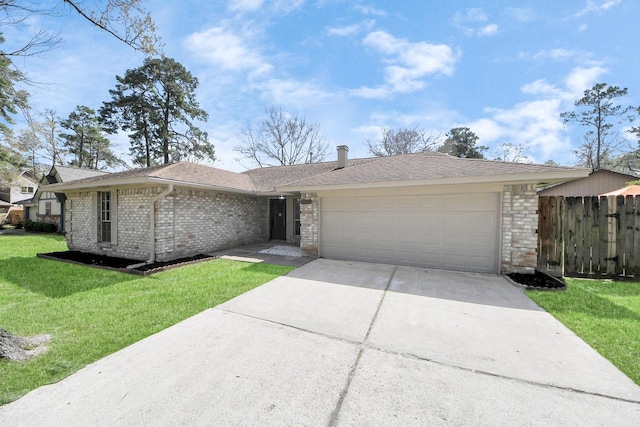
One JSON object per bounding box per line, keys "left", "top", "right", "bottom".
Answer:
{"left": 501, "top": 184, "right": 538, "bottom": 274}
{"left": 65, "top": 186, "right": 268, "bottom": 262}
{"left": 299, "top": 192, "right": 319, "bottom": 256}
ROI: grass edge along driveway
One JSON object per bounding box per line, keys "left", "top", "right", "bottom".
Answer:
{"left": 527, "top": 278, "right": 640, "bottom": 386}
{"left": 0, "top": 234, "right": 293, "bottom": 405}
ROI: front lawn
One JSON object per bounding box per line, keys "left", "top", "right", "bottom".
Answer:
{"left": 0, "top": 234, "right": 293, "bottom": 405}
{"left": 527, "top": 278, "right": 640, "bottom": 385}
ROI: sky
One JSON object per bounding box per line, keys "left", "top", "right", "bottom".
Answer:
{"left": 5, "top": 0, "right": 640, "bottom": 172}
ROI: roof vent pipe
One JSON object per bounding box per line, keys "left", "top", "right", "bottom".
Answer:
{"left": 337, "top": 145, "right": 349, "bottom": 169}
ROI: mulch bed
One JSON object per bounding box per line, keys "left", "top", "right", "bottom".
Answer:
{"left": 507, "top": 270, "right": 567, "bottom": 291}
{"left": 37, "top": 251, "right": 216, "bottom": 275}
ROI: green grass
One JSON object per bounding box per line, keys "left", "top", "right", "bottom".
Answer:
{"left": 527, "top": 278, "right": 640, "bottom": 385}
{"left": 0, "top": 234, "right": 293, "bottom": 405}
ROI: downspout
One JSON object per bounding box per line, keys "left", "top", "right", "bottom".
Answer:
{"left": 148, "top": 184, "right": 173, "bottom": 263}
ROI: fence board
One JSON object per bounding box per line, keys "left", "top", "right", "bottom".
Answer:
{"left": 537, "top": 194, "right": 640, "bottom": 278}
{"left": 565, "top": 197, "right": 577, "bottom": 274}
{"left": 599, "top": 196, "right": 609, "bottom": 276}
{"left": 556, "top": 196, "right": 564, "bottom": 275}
{"left": 589, "top": 196, "right": 601, "bottom": 275}
{"left": 635, "top": 197, "right": 640, "bottom": 277}
{"left": 623, "top": 195, "right": 635, "bottom": 277}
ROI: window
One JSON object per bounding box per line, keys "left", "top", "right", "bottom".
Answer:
{"left": 21, "top": 186, "right": 34, "bottom": 193}
{"left": 294, "top": 198, "right": 301, "bottom": 236}
{"left": 45, "top": 202, "right": 51, "bottom": 215}
{"left": 98, "top": 191, "right": 112, "bottom": 243}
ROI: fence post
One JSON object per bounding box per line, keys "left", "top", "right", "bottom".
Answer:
{"left": 605, "top": 196, "right": 618, "bottom": 276}
{"left": 565, "top": 197, "right": 577, "bottom": 275}
{"left": 634, "top": 197, "right": 640, "bottom": 278}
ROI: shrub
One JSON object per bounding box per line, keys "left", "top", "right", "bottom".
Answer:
{"left": 23, "top": 220, "right": 57, "bottom": 233}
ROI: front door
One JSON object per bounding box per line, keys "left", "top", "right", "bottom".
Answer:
{"left": 270, "top": 199, "right": 286, "bottom": 240}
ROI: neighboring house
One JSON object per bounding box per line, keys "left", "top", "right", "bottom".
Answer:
{"left": 49, "top": 147, "right": 588, "bottom": 274}
{"left": 0, "top": 171, "right": 38, "bottom": 225}
{"left": 0, "top": 200, "right": 11, "bottom": 224}
{"left": 25, "top": 166, "right": 108, "bottom": 231}
{"left": 538, "top": 169, "right": 637, "bottom": 197}
{"left": 599, "top": 184, "right": 640, "bottom": 197}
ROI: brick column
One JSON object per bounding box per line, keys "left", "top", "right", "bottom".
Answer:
{"left": 300, "top": 192, "right": 318, "bottom": 257}
{"left": 502, "top": 184, "right": 538, "bottom": 274}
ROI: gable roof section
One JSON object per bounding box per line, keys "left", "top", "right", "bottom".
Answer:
{"left": 48, "top": 153, "right": 589, "bottom": 195}
{"left": 277, "top": 151, "right": 588, "bottom": 191}
{"left": 53, "top": 165, "right": 109, "bottom": 183}
{"left": 49, "top": 162, "right": 257, "bottom": 194}
{"left": 244, "top": 157, "right": 377, "bottom": 192}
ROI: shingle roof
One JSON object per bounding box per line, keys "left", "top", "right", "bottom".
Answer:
{"left": 57, "top": 162, "right": 256, "bottom": 192}
{"left": 50, "top": 152, "right": 588, "bottom": 194}
{"left": 153, "top": 162, "right": 255, "bottom": 191}
{"left": 53, "top": 165, "right": 109, "bottom": 183}
{"left": 243, "top": 157, "right": 377, "bottom": 191}
{"left": 277, "top": 151, "right": 583, "bottom": 189}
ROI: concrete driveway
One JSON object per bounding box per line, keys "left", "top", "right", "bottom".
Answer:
{"left": 1, "top": 259, "right": 639, "bottom": 426}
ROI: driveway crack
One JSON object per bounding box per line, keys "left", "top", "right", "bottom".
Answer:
{"left": 327, "top": 266, "right": 397, "bottom": 427}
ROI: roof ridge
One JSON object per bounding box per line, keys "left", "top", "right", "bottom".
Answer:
{"left": 54, "top": 165, "right": 109, "bottom": 172}
{"left": 274, "top": 156, "right": 385, "bottom": 188}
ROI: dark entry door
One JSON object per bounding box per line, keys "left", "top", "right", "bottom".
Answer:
{"left": 270, "top": 199, "right": 286, "bottom": 240}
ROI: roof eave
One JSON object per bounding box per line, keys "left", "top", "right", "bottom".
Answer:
{"left": 48, "top": 176, "right": 258, "bottom": 195}
{"left": 277, "top": 169, "right": 590, "bottom": 192}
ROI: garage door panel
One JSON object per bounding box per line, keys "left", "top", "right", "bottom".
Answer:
{"left": 320, "top": 193, "right": 499, "bottom": 273}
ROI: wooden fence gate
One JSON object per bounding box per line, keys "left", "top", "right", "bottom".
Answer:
{"left": 538, "top": 195, "right": 640, "bottom": 278}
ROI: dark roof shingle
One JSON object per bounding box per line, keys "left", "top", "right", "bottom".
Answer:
{"left": 51, "top": 152, "right": 587, "bottom": 193}
{"left": 277, "top": 151, "right": 582, "bottom": 188}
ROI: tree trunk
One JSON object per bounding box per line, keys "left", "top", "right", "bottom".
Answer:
{"left": 0, "top": 328, "right": 52, "bottom": 362}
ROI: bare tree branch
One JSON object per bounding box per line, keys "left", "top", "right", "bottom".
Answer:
{"left": 366, "top": 127, "right": 441, "bottom": 156}
{"left": 235, "top": 106, "right": 329, "bottom": 167}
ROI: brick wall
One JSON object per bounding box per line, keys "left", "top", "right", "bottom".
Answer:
{"left": 300, "top": 192, "right": 319, "bottom": 256}
{"left": 65, "top": 186, "right": 269, "bottom": 262}
{"left": 501, "top": 184, "right": 538, "bottom": 274}
{"left": 65, "top": 188, "right": 154, "bottom": 260}
{"left": 155, "top": 188, "right": 268, "bottom": 261}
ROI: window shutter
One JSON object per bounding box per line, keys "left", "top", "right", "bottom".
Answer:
{"left": 91, "top": 192, "right": 97, "bottom": 243}
{"left": 111, "top": 190, "right": 118, "bottom": 245}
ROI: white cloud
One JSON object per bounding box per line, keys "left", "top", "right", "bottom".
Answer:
{"left": 506, "top": 7, "right": 535, "bottom": 22}
{"left": 350, "top": 86, "right": 391, "bottom": 99}
{"left": 564, "top": 65, "right": 608, "bottom": 97}
{"left": 355, "top": 31, "right": 456, "bottom": 97}
{"left": 520, "top": 48, "right": 599, "bottom": 67}
{"left": 477, "top": 98, "right": 571, "bottom": 162}
{"left": 478, "top": 24, "right": 498, "bottom": 37}
{"left": 185, "top": 27, "right": 272, "bottom": 77}
{"left": 327, "top": 20, "right": 375, "bottom": 37}
{"left": 466, "top": 118, "right": 505, "bottom": 142}
{"left": 454, "top": 8, "right": 489, "bottom": 23}
{"left": 273, "top": 0, "right": 306, "bottom": 14}
{"left": 521, "top": 79, "right": 564, "bottom": 97}
{"left": 573, "top": 0, "right": 621, "bottom": 18}
{"left": 462, "top": 65, "right": 609, "bottom": 164}
{"left": 228, "top": 0, "right": 264, "bottom": 12}
{"left": 355, "top": 5, "right": 388, "bottom": 17}
{"left": 255, "top": 78, "right": 335, "bottom": 108}
{"left": 227, "top": 0, "right": 304, "bottom": 14}
{"left": 452, "top": 8, "right": 498, "bottom": 37}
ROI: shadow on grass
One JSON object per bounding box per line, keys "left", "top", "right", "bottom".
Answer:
{"left": 237, "top": 261, "right": 295, "bottom": 274}
{"left": 585, "top": 281, "right": 640, "bottom": 298}
{"left": 531, "top": 284, "right": 640, "bottom": 322}
{"left": 0, "top": 256, "right": 138, "bottom": 298}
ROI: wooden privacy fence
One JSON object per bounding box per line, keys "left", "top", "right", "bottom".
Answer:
{"left": 538, "top": 195, "right": 640, "bottom": 278}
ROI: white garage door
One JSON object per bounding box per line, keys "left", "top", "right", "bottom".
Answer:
{"left": 320, "top": 193, "right": 499, "bottom": 273}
